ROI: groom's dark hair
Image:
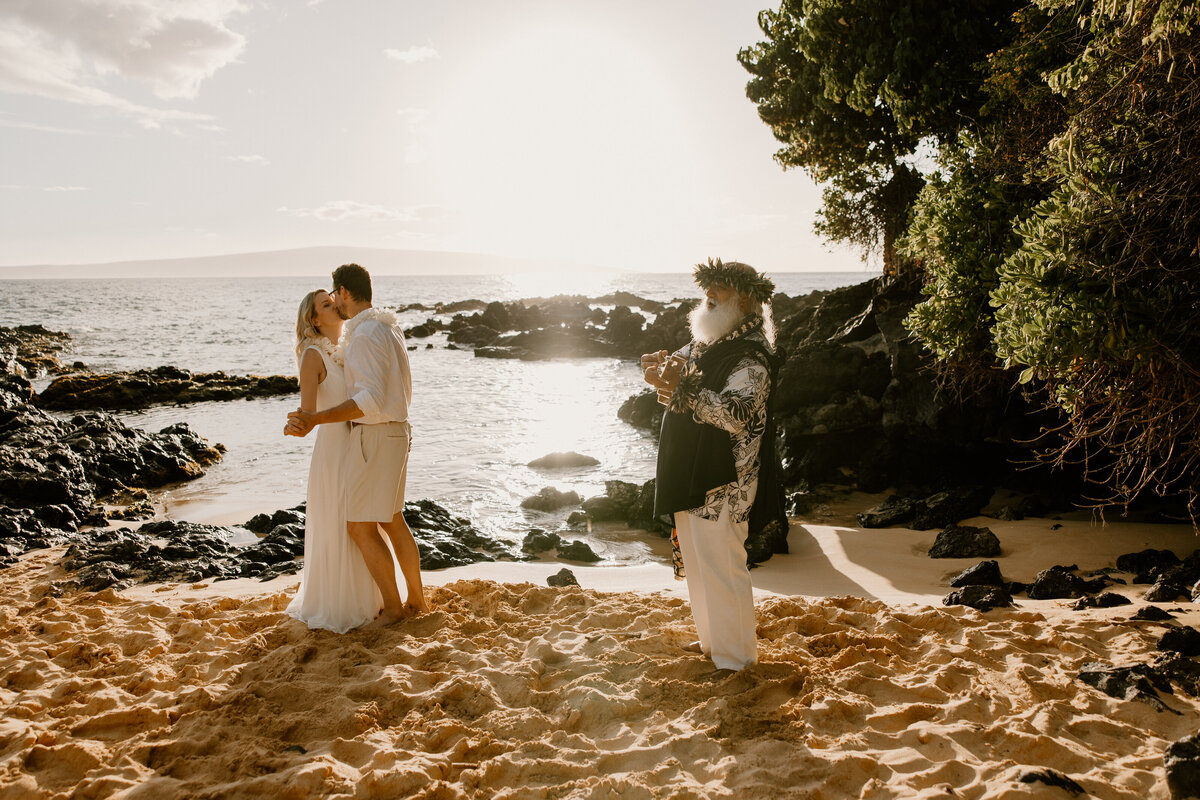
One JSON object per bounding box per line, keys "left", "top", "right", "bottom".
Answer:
{"left": 332, "top": 263, "right": 372, "bottom": 302}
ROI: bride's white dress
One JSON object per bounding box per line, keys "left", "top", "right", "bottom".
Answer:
{"left": 287, "top": 346, "right": 382, "bottom": 632}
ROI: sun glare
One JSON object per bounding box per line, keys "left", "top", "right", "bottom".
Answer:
{"left": 432, "top": 21, "right": 706, "bottom": 271}
{"left": 504, "top": 269, "right": 614, "bottom": 300}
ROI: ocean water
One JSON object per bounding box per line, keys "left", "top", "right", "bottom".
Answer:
{"left": 2, "top": 270, "right": 873, "bottom": 563}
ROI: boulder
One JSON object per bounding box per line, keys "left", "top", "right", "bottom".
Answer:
{"left": 1165, "top": 732, "right": 1200, "bottom": 799}
{"left": 1118, "top": 548, "right": 1181, "bottom": 581}
{"left": 522, "top": 529, "right": 564, "bottom": 554}
{"left": 1133, "top": 606, "right": 1175, "bottom": 621}
{"left": 1073, "top": 592, "right": 1133, "bottom": 610}
{"left": 520, "top": 487, "right": 582, "bottom": 512}
{"left": 1016, "top": 770, "right": 1085, "bottom": 796}
{"left": 949, "top": 560, "right": 1004, "bottom": 588}
{"left": 1159, "top": 627, "right": 1200, "bottom": 657}
{"left": 557, "top": 540, "right": 601, "bottom": 563}
{"left": 943, "top": 585, "right": 1013, "bottom": 611}
{"left": 527, "top": 452, "right": 600, "bottom": 469}
{"left": 928, "top": 525, "right": 1001, "bottom": 559}
{"left": 1077, "top": 662, "right": 1177, "bottom": 713}
{"left": 1148, "top": 579, "right": 1188, "bottom": 603}
{"left": 547, "top": 568, "right": 579, "bottom": 587}
{"left": 617, "top": 390, "right": 664, "bottom": 433}
{"left": 1027, "top": 566, "right": 1109, "bottom": 600}
{"left": 857, "top": 495, "right": 918, "bottom": 528}
{"left": 581, "top": 480, "right": 641, "bottom": 522}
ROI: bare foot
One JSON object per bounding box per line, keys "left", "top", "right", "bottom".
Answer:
{"left": 682, "top": 641, "right": 703, "bottom": 653}
{"left": 363, "top": 609, "right": 405, "bottom": 629}
{"left": 405, "top": 598, "right": 432, "bottom": 616}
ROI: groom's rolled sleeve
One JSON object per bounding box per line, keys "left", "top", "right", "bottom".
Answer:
{"left": 346, "top": 329, "right": 387, "bottom": 418}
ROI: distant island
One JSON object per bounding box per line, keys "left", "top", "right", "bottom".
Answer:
{"left": 0, "top": 246, "right": 610, "bottom": 280}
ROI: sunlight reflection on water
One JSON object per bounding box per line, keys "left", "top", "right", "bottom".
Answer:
{"left": 6, "top": 271, "right": 871, "bottom": 564}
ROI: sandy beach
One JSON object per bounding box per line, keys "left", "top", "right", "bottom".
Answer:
{"left": 3, "top": 497, "right": 1200, "bottom": 799}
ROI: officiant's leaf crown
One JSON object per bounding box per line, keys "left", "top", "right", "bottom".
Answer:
{"left": 693, "top": 258, "right": 775, "bottom": 303}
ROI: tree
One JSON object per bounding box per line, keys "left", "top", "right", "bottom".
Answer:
{"left": 739, "top": 0, "right": 1020, "bottom": 275}
{"left": 990, "top": 0, "right": 1200, "bottom": 515}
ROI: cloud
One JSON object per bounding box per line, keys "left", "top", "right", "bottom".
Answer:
{"left": 0, "top": 0, "right": 246, "bottom": 125}
{"left": 384, "top": 46, "right": 438, "bottom": 64}
{"left": 0, "top": 117, "right": 93, "bottom": 135}
{"left": 44, "top": 185, "right": 90, "bottom": 192}
{"left": 278, "top": 200, "right": 417, "bottom": 222}
{"left": 278, "top": 201, "right": 450, "bottom": 223}
{"left": 229, "top": 154, "right": 268, "bottom": 165}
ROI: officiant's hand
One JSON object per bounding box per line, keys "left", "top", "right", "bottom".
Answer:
{"left": 285, "top": 408, "right": 315, "bottom": 437}
{"left": 641, "top": 350, "right": 669, "bottom": 388}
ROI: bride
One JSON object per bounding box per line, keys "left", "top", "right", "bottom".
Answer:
{"left": 286, "top": 289, "right": 387, "bottom": 632}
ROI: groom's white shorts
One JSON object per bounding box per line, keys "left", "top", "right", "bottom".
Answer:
{"left": 344, "top": 420, "right": 410, "bottom": 523}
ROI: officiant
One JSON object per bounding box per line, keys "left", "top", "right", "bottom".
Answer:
{"left": 641, "top": 258, "right": 787, "bottom": 671}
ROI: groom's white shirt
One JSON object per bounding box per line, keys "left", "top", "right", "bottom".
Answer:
{"left": 343, "top": 313, "right": 412, "bottom": 425}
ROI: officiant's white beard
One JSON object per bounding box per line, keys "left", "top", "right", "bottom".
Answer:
{"left": 690, "top": 295, "right": 745, "bottom": 344}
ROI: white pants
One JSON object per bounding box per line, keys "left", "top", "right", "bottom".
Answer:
{"left": 674, "top": 507, "right": 757, "bottom": 670}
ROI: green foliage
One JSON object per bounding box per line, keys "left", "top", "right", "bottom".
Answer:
{"left": 988, "top": 0, "right": 1200, "bottom": 510}
{"left": 902, "top": 141, "right": 1037, "bottom": 380}
{"left": 740, "top": 0, "right": 1020, "bottom": 272}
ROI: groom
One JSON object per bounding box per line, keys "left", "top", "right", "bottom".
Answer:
{"left": 286, "top": 263, "right": 429, "bottom": 625}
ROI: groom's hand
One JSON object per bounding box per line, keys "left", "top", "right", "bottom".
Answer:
{"left": 285, "top": 408, "right": 315, "bottom": 437}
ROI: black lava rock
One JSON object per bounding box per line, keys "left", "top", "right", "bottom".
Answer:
{"left": 1160, "top": 627, "right": 1200, "bottom": 657}
{"left": 1073, "top": 592, "right": 1133, "bottom": 610}
{"left": 520, "top": 487, "right": 582, "bottom": 512}
{"left": 581, "top": 480, "right": 641, "bottom": 522}
{"left": 1077, "top": 662, "right": 1178, "bottom": 713}
{"left": 1119, "top": 548, "right": 1182, "bottom": 582}
{"left": 1133, "top": 606, "right": 1175, "bottom": 621}
{"left": 547, "top": 568, "right": 579, "bottom": 587}
{"left": 1027, "top": 566, "right": 1109, "bottom": 600}
{"left": 943, "top": 585, "right": 1013, "bottom": 611}
{"left": 522, "top": 529, "right": 564, "bottom": 554}
{"left": 527, "top": 452, "right": 600, "bottom": 469}
{"left": 1147, "top": 579, "right": 1188, "bottom": 603}
{"left": 949, "top": 560, "right": 1004, "bottom": 587}
{"left": 557, "top": 540, "right": 601, "bottom": 563}
{"left": 928, "top": 525, "right": 1001, "bottom": 559}
{"left": 1017, "top": 769, "right": 1084, "bottom": 796}
{"left": 1165, "top": 731, "right": 1200, "bottom": 799}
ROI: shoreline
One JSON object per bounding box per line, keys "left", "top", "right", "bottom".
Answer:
{"left": 5, "top": 501, "right": 1200, "bottom": 798}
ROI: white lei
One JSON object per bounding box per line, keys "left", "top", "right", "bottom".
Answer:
{"left": 341, "top": 307, "right": 398, "bottom": 344}
{"left": 302, "top": 335, "right": 344, "bottom": 367}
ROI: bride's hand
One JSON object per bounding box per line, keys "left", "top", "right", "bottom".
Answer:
{"left": 285, "top": 408, "right": 314, "bottom": 437}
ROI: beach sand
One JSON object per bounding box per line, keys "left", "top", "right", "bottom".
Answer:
{"left": 3, "top": 497, "right": 1200, "bottom": 799}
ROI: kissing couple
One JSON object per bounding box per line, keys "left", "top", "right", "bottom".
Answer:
{"left": 283, "top": 263, "right": 429, "bottom": 631}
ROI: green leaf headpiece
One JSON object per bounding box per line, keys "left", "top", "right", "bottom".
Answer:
{"left": 692, "top": 258, "right": 775, "bottom": 303}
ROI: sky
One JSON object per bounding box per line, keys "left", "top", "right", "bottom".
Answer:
{"left": 0, "top": 0, "right": 868, "bottom": 274}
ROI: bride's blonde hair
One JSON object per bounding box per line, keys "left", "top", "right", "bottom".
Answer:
{"left": 295, "top": 289, "right": 327, "bottom": 362}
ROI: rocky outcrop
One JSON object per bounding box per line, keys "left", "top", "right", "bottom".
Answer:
{"left": 0, "top": 374, "right": 224, "bottom": 558}
{"left": 38, "top": 365, "right": 297, "bottom": 411}
{"left": 403, "top": 499, "right": 518, "bottom": 569}
{"left": 55, "top": 498, "right": 521, "bottom": 590}
{"left": 0, "top": 324, "right": 73, "bottom": 377}
{"left": 617, "top": 390, "right": 664, "bottom": 434}
{"left": 520, "top": 487, "right": 582, "bottom": 512}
